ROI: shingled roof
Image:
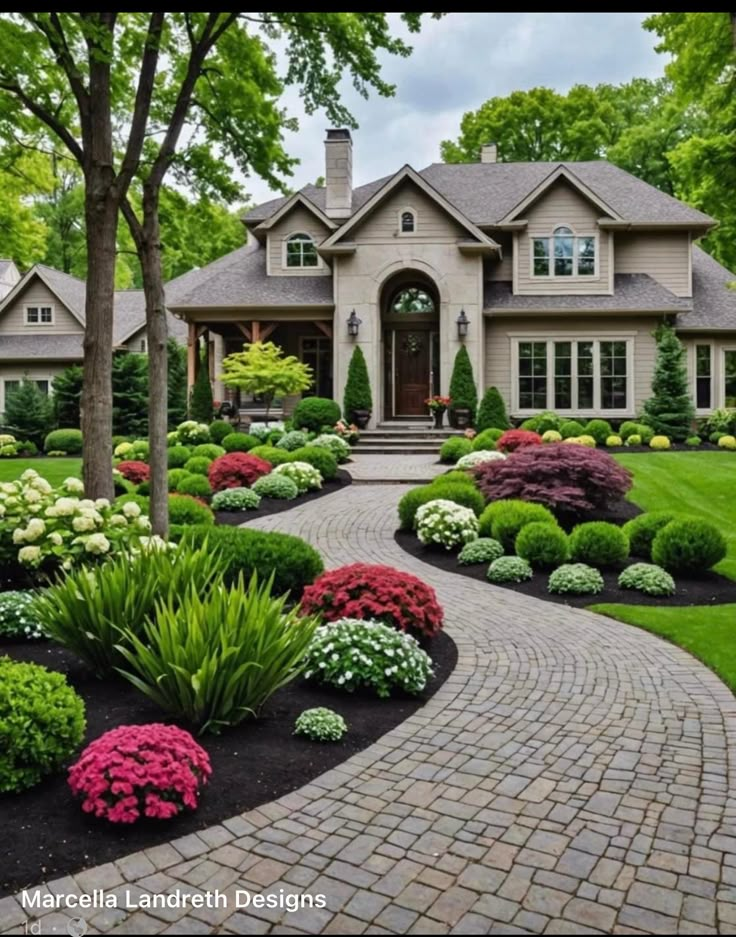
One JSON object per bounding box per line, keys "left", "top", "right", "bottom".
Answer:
{"left": 679, "top": 247, "right": 736, "bottom": 331}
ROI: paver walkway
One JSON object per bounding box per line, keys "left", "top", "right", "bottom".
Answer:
{"left": 4, "top": 483, "right": 736, "bottom": 935}
{"left": 346, "top": 453, "right": 444, "bottom": 483}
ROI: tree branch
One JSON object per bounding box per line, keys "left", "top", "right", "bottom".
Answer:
{"left": 0, "top": 78, "right": 84, "bottom": 163}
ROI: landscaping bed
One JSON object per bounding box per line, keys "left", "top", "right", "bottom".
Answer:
{"left": 0, "top": 629, "right": 456, "bottom": 896}
{"left": 214, "top": 468, "right": 351, "bottom": 526}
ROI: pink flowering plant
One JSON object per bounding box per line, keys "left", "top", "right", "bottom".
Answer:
{"left": 68, "top": 723, "right": 211, "bottom": 824}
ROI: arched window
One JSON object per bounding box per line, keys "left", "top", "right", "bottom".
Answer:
{"left": 285, "top": 233, "right": 319, "bottom": 268}
{"left": 400, "top": 210, "right": 416, "bottom": 234}
{"left": 391, "top": 287, "right": 435, "bottom": 314}
{"left": 532, "top": 225, "right": 596, "bottom": 277}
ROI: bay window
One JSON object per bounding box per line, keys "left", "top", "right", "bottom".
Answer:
{"left": 532, "top": 226, "right": 596, "bottom": 278}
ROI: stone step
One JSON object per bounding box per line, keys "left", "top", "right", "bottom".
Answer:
{"left": 363, "top": 429, "right": 460, "bottom": 438}
{"left": 352, "top": 446, "right": 443, "bottom": 455}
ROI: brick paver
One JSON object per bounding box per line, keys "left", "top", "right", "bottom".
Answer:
{"left": 5, "top": 480, "right": 736, "bottom": 935}
{"left": 346, "top": 453, "right": 445, "bottom": 483}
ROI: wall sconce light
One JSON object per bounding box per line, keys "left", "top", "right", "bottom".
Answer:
{"left": 347, "top": 309, "right": 362, "bottom": 338}
{"left": 456, "top": 309, "right": 470, "bottom": 339}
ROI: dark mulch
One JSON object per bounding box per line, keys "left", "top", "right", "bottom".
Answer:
{"left": 0, "top": 629, "right": 455, "bottom": 896}
{"left": 395, "top": 529, "right": 736, "bottom": 609}
{"left": 214, "top": 468, "right": 351, "bottom": 527}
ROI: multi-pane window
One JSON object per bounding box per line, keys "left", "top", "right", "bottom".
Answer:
{"left": 577, "top": 342, "right": 594, "bottom": 408}
{"left": 518, "top": 342, "right": 548, "bottom": 410}
{"left": 285, "top": 233, "right": 318, "bottom": 268}
{"left": 532, "top": 226, "right": 596, "bottom": 277}
{"left": 725, "top": 350, "right": 736, "bottom": 409}
{"left": 553, "top": 342, "right": 572, "bottom": 410}
{"left": 696, "top": 345, "right": 712, "bottom": 410}
{"left": 600, "top": 341, "right": 628, "bottom": 410}
{"left": 26, "top": 306, "right": 53, "bottom": 324}
{"left": 517, "top": 339, "right": 629, "bottom": 411}
{"left": 400, "top": 211, "right": 415, "bottom": 233}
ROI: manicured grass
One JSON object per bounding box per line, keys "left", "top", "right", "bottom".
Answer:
{"left": 591, "top": 603, "right": 736, "bottom": 695}
{"left": 0, "top": 457, "right": 81, "bottom": 487}
{"left": 614, "top": 451, "right": 736, "bottom": 579}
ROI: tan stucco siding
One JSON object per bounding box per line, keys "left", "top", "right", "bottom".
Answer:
{"left": 485, "top": 314, "right": 661, "bottom": 417}
{"left": 615, "top": 233, "right": 691, "bottom": 297}
{"left": 351, "top": 181, "right": 466, "bottom": 243}
{"left": 515, "top": 181, "right": 611, "bottom": 295}
{"left": 0, "top": 281, "right": 82, "bottom": 333}
{"left": 267, "top": 205, "right": 331, "bottom": 277}
{"left": 679, "top": 333, "right": 736, "bottom": 412}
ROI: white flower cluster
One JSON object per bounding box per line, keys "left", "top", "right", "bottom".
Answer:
{"left": 456, "top": 450, "right": 507, "bottom": 469}
{"left": 294, "top": 707, "right": 347, "bottom": 742}
{"left": 172, "top": 420, "right": 211, "bottom": 445}
{"left": 0, "top": 433, "right": 19, "bottom": 457}
{"left": 273, "top": 460, "right": 322, "bottom": 493}
{"left": 307, "top": 433, "right": 351, "bottom": 462}
{"left": 249, "top": 421, "right": 285, "bottom": 439}
{"left": 415, "top": 498, "right": 479, "bottom": 550}
{"left": 0, "top": 590, "right": 45, "bottom": 640}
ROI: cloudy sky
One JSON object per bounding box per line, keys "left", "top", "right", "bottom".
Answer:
{"left": 244, "top": 12, "right": 665, "bottom": 205}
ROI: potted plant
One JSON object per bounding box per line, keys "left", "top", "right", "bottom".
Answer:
{"left": 425, "top": 395, "right": 452, "bottom": 429}
{"left": 448, "top": 347, "right": 478, "bottom": 429}
{"left": 343, "top": 346, "right": 373, "bottom": 429}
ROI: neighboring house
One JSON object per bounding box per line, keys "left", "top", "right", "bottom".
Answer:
{"left": 0, "top": 264, "right": 187, "bottom": 415}
{"left": 167, "top": 130, "right": 736, "bottom": 427}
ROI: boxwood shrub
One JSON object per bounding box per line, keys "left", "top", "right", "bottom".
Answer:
{"left": 622, "top": 511, "right": 677, "bottom": 559}
{"left": 398, "top": 482, "right": 484, "bottom": 530}
{"left": 167, "top": 445, "right": 191, "bottom": 468}
{"left": 192, "top": 444, "right": 226, "bottom": 460}
{"left": 584, "top": 419, "right": 613, "bottom": 445}
{"left": 183, "top": 456, "right": 212, "bottom": 476}
{"left": 249, "top": 444, "right": 292, "bottom": 466}
{"left": 290, "top": 446, "right": 338, "bottom": 481}
{"left": 569, "top": 521, "right": 629, "bottom": 568}
{"left": 651, "top": 518, "right": 727, "bottom": 574}
{"left": 208, "top": 420, "right": 233, "bottom": 444}
{"left": 44, "top": 428, "right": 83, "bottom": 454}
{"left": 478, "top": 500, "right": 557, "bottom": 551}
{"left": 293, "top": 397, "right": 341, "bottom": 432}
{"left": 175, "top": 474, "right": 212, "bottom": 499}
{"left": 168, "top": 494, "right": 214, "bottom": 526}
{"left": 435, "top": 470, "right": 475, "bottom": 487}
{"left": 439, "top": 437, "right": 473, "bottom": 464}
{"left": 222, "top": 432, "right": 259, "bottom": 453}
{"left": 515, "top": 521, "right": 569, "bottom": 569}
{"left": 472, "top": 428, "right": 504, "bottom": 451}
{"left": 167, "top": 468, "right": 190, "bottom": 492}
{"left": 560, "top": 420, "right": 585, "bottom": 439}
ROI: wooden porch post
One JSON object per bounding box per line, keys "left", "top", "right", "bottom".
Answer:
{"left": 187, "top": 321, "right": 197, "bottom": 398}
{"left": 251, "top": 321, "right": 261, "bottom": 343}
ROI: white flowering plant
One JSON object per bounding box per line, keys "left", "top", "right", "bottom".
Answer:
{"left": 273, "top": 461, "right": 322, "bottom": 493}
{"left": 0, "top": 433, "right": 20, "bottom": 457}
{"left": 172, "top": 420, "right": 211, "bottom": 445}
{"left": 415, "top": 498, "right": 479, "bottom": 550}
{"left": 294, "top": 707, "right": 347, "bottom": 742}
{"left": 307, "top": 433, "right": 351, "bottom": 463}
{"left": 303, "top": 618, "right": 434, "bottom": 698}
{"left": 456, "top": 450, "right": 506, "bottom": 469}
{"left": 0, "top": 470, "right": 152, "bottom": 579}
{"left": 0, "top": 590, "right": 45, "bottom": 639}
{"left": 249, "top": 421, "right": 285, "bottom": 440}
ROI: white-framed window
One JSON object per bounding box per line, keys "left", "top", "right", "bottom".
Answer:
{"left": 514, "top": 337, "right": 632, "bottom": 413}
{"left": 139, "top": 338, "right": 147, "bottom": 353}
{"left": 25, "top": 304, "right": 54, "bottom": 325}
{"left": 399, "top": 209, "right": 416, "bottom": 234}
{"left": 724, "top": 348, "right": 736, "bottom": 409}
{"left": 695, "top": 344, "right": 712, "bottom": 411}
{"left": 531, "top": 225, "right": 596, "bottom": 278}
{"left": 284, "top": 233, "right": 319, "bottom": 268}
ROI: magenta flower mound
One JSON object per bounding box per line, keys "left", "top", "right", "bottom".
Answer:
{"left": 68, "top": 723, "right": 211, "bottom": 824}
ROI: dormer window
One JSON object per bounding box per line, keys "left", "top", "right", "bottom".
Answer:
{"left": 400, "top": 210, "right": 416, "bottom": 234}
{"left": 25, "top": 305, "right": 54, "bottom": 325}
{"left": 532, "top": 226, "right": 596, "bottom": 277}
{"left": 285, "top": 233, "right": 319, "bottom": 268}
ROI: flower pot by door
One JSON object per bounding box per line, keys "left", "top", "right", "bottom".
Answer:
{"left": 451, "top": 407, "right": 472, "bottom": 429}
{"left": 351, "top": 409, "right": 371, "bottom": 429}
{"left": 433, "top": 410, "right": 445, "bottom": 429}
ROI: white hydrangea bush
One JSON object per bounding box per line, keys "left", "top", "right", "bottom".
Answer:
{"left": 173, "top": 420, "right": 211, "bottom": 445}
{"left": 456, "top": 450, "right": 507, "bottom": 469}
{"left": 249, "top": 421, "right": 285, "bottom": 439}
{"left": 415, "top": 498, "right": 479, "bottom": 550}
{"left": 307, "top": 433, "right": 351, "bottom": 463}
{"left": 273, "top": 460, "right": 322, "bottom": 493}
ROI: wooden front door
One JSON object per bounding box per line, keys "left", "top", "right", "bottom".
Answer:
{"left": 395, "top": 329, "right": 431, "bottom": 415}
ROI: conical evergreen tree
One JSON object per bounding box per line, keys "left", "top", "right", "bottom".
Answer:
{"left": 343, "top": 346, "right": 372, "bottom": 417}
{"left": 448, "top": 346, "right": 478, "bottom": 423}
{"left": 189, "top": 354, "right": 214, "bottom": 423}
{"left": 476, "top": 385, "right": 509, "bottom": 431}
{"left": 642, "top": 324, "right": 694, "bottom": 441}
{"left": 3, "top": 378, "right": 54, "bottom": 444}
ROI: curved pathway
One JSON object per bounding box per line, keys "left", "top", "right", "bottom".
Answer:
{"left": 4, "top": 482, "right": 736, "bottom": 935}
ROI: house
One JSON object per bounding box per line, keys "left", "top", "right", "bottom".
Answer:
{"left": 168, "top": 130, "right": 736, "bottom": 427}
{"left": 0, "top": 264, "right": 187, "bottom": 414}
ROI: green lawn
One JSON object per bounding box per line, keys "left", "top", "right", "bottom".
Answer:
{"left": 0, "top": 457, "right": 82, "bottom": 487}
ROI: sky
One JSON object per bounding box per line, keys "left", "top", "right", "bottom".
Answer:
{"left": 244, "top": 12, "right": 666, "bottom": 206}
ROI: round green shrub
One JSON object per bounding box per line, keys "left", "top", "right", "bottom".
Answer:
{"left": 487, "top": 556, "right": 533, "bottom": 584}
{"left": 208, "top": 420, "right": 233, "bottom": 445}
{"left": 710, "top": 431, "right": 727, "bottom": 444}
{"left": 472, "top": 428, "right": 504, "bottom": 451}
{"left": 548, "top": 563, "right": 604, "bottom": 595}
{"left": 276, "top": 430, "right": 310, "bottom": 451}
{"left": 252, "top": 473, "right": 300, "bottom": 500}
{"left": 569, "top": 522, "right": 629, "bottom": 568}
{"left": 294, "top": 707, "right": 347, "bottom": 742}
{"left": 560, "top": 420, "right": 585, "bottom": 439}
{"left": 168, "top": 494, "right": 214, "bottom": 526}
{"left": 542, "top": 430, "right": 562, "bottom": 443}
{"left": 520, "top": 417, "right": 540, "bottom": 431}
{"left": 0, "top": 591, "right": 44, "bottom": 640}
{"left": 307, "top": 434, "right": 351, "bottom": 463}
{"left": 249, "top": 444, "right": 292, "bottom": 466}
{"left": 439, "top": 437, "right": 473, "bottom": 464}
{"left": 211, "top": 487, "right": 261, "bottom": 511}
{"left": 685, "top": 435, "right": 702, "bottom": 447}
{"left": 618, "top": 563, "right": 675, "bottom": 596}
{"left": 415, "top": 499, "right": 479, "bottom": 550}
{"left": 515, "top": 522, "right": 569, "bottom": 569}
{"left": 290, "top": 446, "right": 338, "bottom": 481}
{"left": 584, "top": 419, "right": 613, "bottom": 445}
{"left": 458, "top": 538, "right": 504, "bottom": 566}
{"left": 167, "top": 468, "right": 190, "bottom": 492}
{"left": 183, "top": 456, "right": 212, "bottom": 476}
{"left": 222, "top": 432, "right": 259, "bottom": 453}
{"left": 192, "top": 443, "right": 225, "bottom": 460}
{"left": 625, "top": 434, "right": 642, "bottom": 447}
{"left": 293, "top": 397, "right": 341, "bottom": 432}
{"left": 606, "top": 435, "right": 623, "bottom": 447}
{"left": 398, "top": 482, "right": 484, "bottom": 530}
{"left": 435, "top": 470, "right": 475, "bottom": 487}
{"left": 129, "top": 439, "right": 149, "bottom": 460}
{"left": 167, "top": 445, "right": 191, "bottom": 468}
{"left": 175, "top": 474, "right": 212, "bottom": 499}
{"left": 635, "top": 423, "right": 654, "bottom": 443}
{"left": 619, "top": 420, "right": 638, "bottom": 440}
{"left": 44, "top": 428, "right": 83, "bottom": 454}
{"left": 0, "top": 659, "right": 86, "bottom": 792}
{"left": 478, "top": 500, "right": 557, "bottom": 551}
{"left": 622, "top": 511, "right": 677, "bottom": 559}
{"left": 536, "top": 412, "right": 562, "bottom": 434}
{"left": 652, "top": 518, "right": 727, "bottom": 574}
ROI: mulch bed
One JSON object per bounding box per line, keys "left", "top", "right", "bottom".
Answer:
{"left": 395, "top": 529, "right": 736, "bottom": 609}
{"left": 214, "top": 468, "right": 351, "bottom": 527}
{"left": 0, "top": 629, "right": 456, "bottom": 896}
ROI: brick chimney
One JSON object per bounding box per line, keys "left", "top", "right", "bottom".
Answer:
{"left": 325, "top": 129, "right": 353, "bottom": 219}
{"left": 481, "top": 142, "right": 498, "bottom": 163}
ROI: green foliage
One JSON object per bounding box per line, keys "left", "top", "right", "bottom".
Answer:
{"left": 192, "top": 443, "right": 225, "bottom": 459}
{"left": 458, "top": 537, "right": 504, "bottom": 566}
{"left": 275, "top": 430, "right": 309, "bottom": 452}
{"left": 487, "top": 556, "right": 533, "bottom": 584}
{"left": 473, "top": 428, "right": 504, "bottom": 450}
{"left": 290, "top": 446, "right": 338, "bottom": 481}
{"left": 293, "top": 397, "right": 341, "bottom": 432}
{"left": 176, "top": 474, "right": 212, "bottom": 499}
{"left": 117, "top": 574, "right": 320, "bottom": 733}
{"left": 436, "top": 469, "right": 476, "bottom": 487}
{"left": 209, "top": 420, "right": 233, "bottom": 445}
{"left": 343, "top": 346, "right": 373, "bottom": 416}
{"left": 448, "top": 346, "right": 478, "bottom": 418}
{"left": 515, "top": 522, "right": 569, "bottom": 570}
{"left": 478, "top": 500, "right": 557, "bottom": 551}
{"left": 652, "top": 518, "right": 727, "bottom": 574}
{"left": 167, "top": 445, "right": 191, "bottom": 468}
{"left": 0, "top": 659, "right": 86, "bottom": 793}
{"left": 619, "top": 421, "right": 639, "bottom": 440}
{"left": 0, "top": 591, "right": 44, "bottom": 640}
{"left": 415, "top": 499, "right": 479, "bottom": 550}
{"left": 273, "top": 461, "right": 322, "bottom": 493}
{"left": 619, "top": 562, "right": 676, "bottom": 596}
{"left": 189, "top": 360, "right": 214, "bottom": 424}
{"left": 51, "top": 365, "right": 83, "bottom": 428}
{"left": 439, "top": 436, "right": 473, "bottom": 464}
{"left": 222, "top": 432, "right": 258, "bottom": 453}
{"left": 44, "top": 428, "right": 82, "bottom": 454}
{"left": 211, "top": 487, "right": 261, "bottom": 511}
{"left": 249, "top": 444, "right": 291, "bottom": 466}
{"left": 3, "top": 380, "right": 54, "bottom": 446}
{"left": 548, "top": 563, "right": 604, "bottom": 596}
{"left": 569, "top": 521, "right": 629, "bottom": 568}
{"left": 584, "top": 419, "right": 613, "bottom": 445}
{"left": 685, "top": 435, "right": 702, "bottom": 447}
{"left": 111, "top": 351, "right": 149, "bottom": 437}
{"left": 642, "top": 325, "right": 694, "bottom": 441}
{"left": 560, "top": 420, "right": 585, "bottom": 439}
{"left": 622, "top": 511, "right": 678, "bottom": 559}
{"left": 167, "top": 339, "right": 188, "bottom": 428}
{"left": 294, "top": 707, "right": 347, "bottom": 742}
{"left": 252, "top": 473, "right": 299, "bottom": 500}
{"left": 398, "top": 482, "right": 484, "bottom": 531}
{"left": 168, "top": 494, "right": 214, "bottom": 527}
{"left": 221, "top": 342, "right": 313, "bottom": 420}
{"left": 307, "top": 433, "right": 351, "bottom": 462}
{"left": 183, "top": 456, "right": 212, "bottom": 476}
{"left": 167, "top": 468, "right": 189, "bottom": 491}
{"left": 476, "top": 386, "right": 509, "bottom": 432}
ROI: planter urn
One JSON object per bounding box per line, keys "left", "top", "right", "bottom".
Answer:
{"left": 351, "top": 408, "right": 371, "bottom": 430}
{"left": 451, "top": 407, "right": 472, "bottom": 429}
{"left": 433, "top": 410, "right": 445, "bottom": 429}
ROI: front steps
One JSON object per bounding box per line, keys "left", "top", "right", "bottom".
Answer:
{"left": 352, "top": 421, "right": 463, "bottom": 455}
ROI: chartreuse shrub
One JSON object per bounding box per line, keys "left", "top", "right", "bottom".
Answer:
{"left": 167, "top": 445, "right": 191, "bottom": 468}
{"left": 192, "top": 444, "right": 225, "bottom": 460}
{"left": 584, "top": 419, "right": 613, "bottom": 445}
{"left": 273, "top": 461, "right": 322, "bottom": 493}
{"left": 211, "top": 487, "right": 261, "bottom": 511}
{"left": 208, "top": 420, "right": 233, "bottom": 444}
{"left": 618, "top": 563, "right": 675, "bottom": 597}
{"left": 718, "top": 435, "right": 736, "bottom": 450}
{"left": 649, "top": 435, "right": 671, "bottom": 450}
{"left": 183, "top": 456, "right": 212, "bottom": 476}
{"left": 487, "top": 556, "right": 533, "bottom": 584}
{"left": 249, "top": 444, "right": 291, "bottom": 466}
{"left": 44, "top": 428, "right": 83, "bottom": 454}
{"left": 253, "top": 474, "right": 299, "bottom": 500}
{"left": 472, "top": 428, "right": 504, "bottom": 451}
{"left": 303, "top": 619, "right": 433, "bottom": 698}
{"left": 0, "top": 659, "right": 86, "bottom": 792}
{"left": 475, "top": 386, "right": 509, "bottom": 432}
{"left": 0, "top": 591, "right": 44, "bottom": 639}
{"left": 625, "top": 434, "right": 642, "bottom": 447}
{"left": 685, "top": 435, "right": 702, "bottom": 447}
{"left": 436, "top": 470, "right": 476, "bottom": 487}
{"left": 458, "top": 538, "right": 504, "bottom": 566}
{"left": 290, "top": 446, "right": 338, "bottom": 481}
{"left": 439, "top": 436, "right": 473, "bottom": 464}
{"left": 569, "top": 522, "right": 629, "bottom": 568}
{"left": 118, "top": 574, "right": 321, "bottom": 733}
{"left": 222, "top": 432, "right": 259, "bottom": 453}
{"left": 622, "top": 511, "right": 677, "bottom": 560}
{"left": 652, "top": 519, "right": 727, "bottom": 574}
{"left": 295, "top": 708, "right": 347, "bottom": 742}
{"left": 548, "top": 564, "right": 604, "bottom": 595}
{"left": 415, "top": 499, "right": 479, "bottom": 550}
{"left": 293, "top": 397, "right": 340, "bottom": 432}
{"left": 606, "top": 435, "right": 623, "bottom": 447}
{"left": 478, "top": 500, "right": 556, "bottom": 551}
{"left": 176, "top": 474, "right": 212, "bottom": 499}
{"left": 398, "top": 482, "right": 484, "bottom": 530}
{"left": 515, "top": 522, "right": 569, "bottom": 570}
{"left": 542, "top": 430, "right": 562, "bottom": 443}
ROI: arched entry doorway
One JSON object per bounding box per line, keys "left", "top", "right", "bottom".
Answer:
{"left": 381, "top": 271, "right": 440, "bottom": 418}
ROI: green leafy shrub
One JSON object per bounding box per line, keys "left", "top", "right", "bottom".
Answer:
{"left": 118, "top": 575, "right": 320, "bottom": 733}
{"left": 439, "top": 436, "right": 473, "bottom": 464}
{"left": 475, "top": 386, "right": 509, "bottom": 432}
{"left": 290, "top": 446, "right": 338, "bottom": 481}
{"left": 183, "top": 456, "right": 212, "bottom": 476}
{"left": 622, "top": 512, "right": 677, "bottom": 559}
{"left": 0, "top": 659, "right": 86, "bottom": 792}
{"left": 685, "top": 435, "right": 702, "bottom": 447}
{"left": 44, "top": 428, "right": 83, "bottom": 454}
{"left": 635, "top": 423, "right": 654, "bottom": 443}
{"left": 436, "top": 469, "right": 475, "bottom": 487}
{"left": 584, "top": 419, "right": 613, "bottom": 445}
{"left": 542, "top": 430, "right": 562, "bottom": 443}
{"left": 458, "top": 537, "right": 504, "bottom": 566}
{"left": 515, "top": 522, "right": 569, "bottom": 569}
{"left": 619, "top": 420, "right": 638, "bottom": 440}
{"left": 618, "top": 563, "right": 675, "bottom": 596}
{"left": 0, "top": 591, "right": 44, "bottom": 639}
{"left": 176, "top": 474, "right": 212, "bottom": 499}
{"left": 276, "top": 430, "right": 309, "bottom": 451}
{"left": 293, "top": 397, "right": 341, "bottom": 432}
{"left": 303, "top": 619, "right": 433, "bottom": 698}
{"left": 478, "top": 500, "right": 557, "bottom": 551}
{"left": 192, "top": 444, "right": 225, "bottom": 460}
{"left": 487, "top": 556, "right": 533, "bottom": 584}
{"left": 249, "top": 444, "right": 291, "bottom": 466}
{"left": 208, "top": 420, "right": 233, "bottom": 444}
{"left": 343, "top": 345, "right": 373, "bottom": 417}
{"left": 448, "top": 346, "right": 478, "bottom": 423}
{"left": 168, "top": 494, "right": 214, "bottom": 527}
{"left": 189, "top": 360, "right": 214, "bottom": 423}
{"left": 649, "top": 435, "right": 671, "bottom": 450}
{"left": 718, "top": 435, "right": 736, "bottom": 450}
{"left": 398, "top": 482, "right": 484, "bottom": 530}
{"left": 560, "top": 420, "right": 585, "bottom": 439}
{"left": 167, "top": 468, "right": 190, "bottom": 491}
{"left": 307, "top": 434, "right": 351, "bottom": 463}
{"left": 625, "top": 434, "right": 642, "bottom": 447}
{"left": 273, "top": 460, "right": 322, "bottom": 493}
{"left": 569, "top": 522, "right": 629, "bottom": 568}
{"left": 710, "top": 431, "right": 727, "bottom": 444}
{"left": 536, "top": 411, "right": 562, "bottom": 434}
{"left": 520, "top": 417, "right": 540, "bottom": 431}
{"left": 252, "top": 473, "right": 299, "bottom": 500}
{"left": 294, "top": 707, "right": 347, "bottom": 742}
{"left": 472, "top": 427, "right": 504, "bottom": 451}
{"left": 415, "top": 499, "right": 479, "bottom": 550}
{"left": 167, "top": 445, "right": 191, "bottom": 468}
{"left": 652, "top": 519, "right": 727, "bottom": 574}
{"left": 606, "top": 435, "right": 623, "bottom": 447}
{"left": 211, "top": 487, "right": 261, "bottom": 511}
{"left": 548, "top": 563, "right": 604, "bottom": 595}
{"left": 222, "top": 432, "right": 258, "bottom": 453}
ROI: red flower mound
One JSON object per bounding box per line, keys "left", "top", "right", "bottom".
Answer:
{"left": 68, "top": 724, "right": 211, "bottom": 824}
{"left": 475, "top": 443, "right": 633, "bottom": 517}
{"left": 208, "top": 452, "right": 271, "bottom": 491}
{"left": 116, "top": 460, "right": 150, "bottom": 484}
{"left": 300, "top": 563, "right": 443, "bottom": 638}
{"left": 496, "top": 429, "right": 542, "bottom": 453}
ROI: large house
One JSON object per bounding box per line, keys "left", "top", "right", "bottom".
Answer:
{"left": 168, "top": 130, "right": 736, "bottom": 427}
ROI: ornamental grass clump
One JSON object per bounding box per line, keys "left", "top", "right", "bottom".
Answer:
{"left": 487, "top": 556, "right": 533, "bottom": 584}
{"left": 548, "top": 563, "right": 604, "bottom": 595}
{"left": 0, "top": 591, "right": 44, "bottom": 639}
{"left": 273, "top": 460, "right": 322, "bottom": 493}
{"left": 458, "top": 537, "right": 504, "bottom": 566}
{"left": 303, "top": 619, "right": 433, "bottom": 698}
{"left": 211, "top": 487, "right": 261, "bottom": 511}
{"left": 651, "top": 518, "right": 727, "bottom": 574}
{"left": 569, "top": 521, "right": 629, "bottom": 568}
{"left": 294, "top": 708, "right": 347, "bottom": 742}
{"left": 415, "top": 499, "right": 479, "bottom": 550}
{"left": 618, "top": 563, "right": 676, "bottom": 597}
{"left": 68, "top": 724, "right": 211, "bottom": 823}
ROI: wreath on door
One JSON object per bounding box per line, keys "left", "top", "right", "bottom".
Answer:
{"left": 402, "top": 333, "right": 423, "bottom": 356}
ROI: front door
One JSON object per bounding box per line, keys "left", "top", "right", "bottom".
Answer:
{"left": 395, "top": 328, "right": 431, "bottom": 415}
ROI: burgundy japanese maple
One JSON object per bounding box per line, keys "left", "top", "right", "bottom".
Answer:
{"left": 496, "top": 429, "right": 543, "bottom": 453}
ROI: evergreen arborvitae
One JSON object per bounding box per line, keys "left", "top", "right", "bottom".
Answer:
{"left": 3, "top": 378, "right": 54, "bottom": 444}
{"left": 448, "top": 346, "right": 478, "bottom": 419}
{"left": 52, "top": 365, "right": 84, "bottom": 428}
{"left": 476, "top": 385, "right": 510, "bottom": 431}
{"left": 112, "top": 351, "right": 149, "bottom": 437}
{"left": 642, "top": 324, "right": 694, "bottom": 441}
{"left": 343, "top": 346, "right": 372, "bottom": 416}
{"left": 189, "top": 354, "right": 214, "bottom": 423}
{"left": 167, "top": 339, "right": 188, "bottom": 428}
